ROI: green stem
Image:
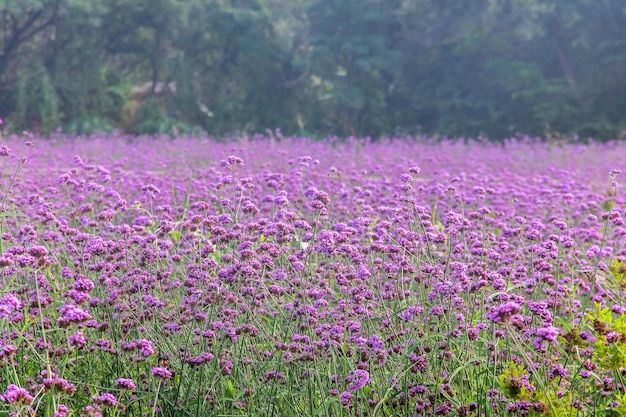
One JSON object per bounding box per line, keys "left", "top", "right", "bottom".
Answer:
{"left": 151, "top": 380, "right": 163, "bottom": 417}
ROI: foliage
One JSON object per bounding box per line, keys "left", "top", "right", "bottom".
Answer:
{"left": 63, "top": 116, "right": 115, "bottom": 135}
{"left": 0, "top": 0, "right": 625, "bottom": 139}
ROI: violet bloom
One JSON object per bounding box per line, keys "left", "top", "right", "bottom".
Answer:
{"left": 347, "top": 369, "right": 370, "bottom": 391}
{"left": 57, "top": 304, "right": 91, "bottom": 328}
{"left": 0, "top": 342, "right": 17, "bottom": 359}
{"left": 1, "top": 384, "right": 34, "bottom": 405}
{"left": 115, "top": 378, "right": 137, "bottom": 390}
{"left": 68, "top": 331, "right": 88, "bottom": 348}
{"left": 0, "top": 293, "right": 23, "bottom": 319}
{"left": 152, "top": 366, "right": 173, "bottom": 380}
{"left": 533, "top": 326, "right": 560, "bottom": 350}
{"left": 92, "top": 393, "right": 118, "bottom": 407}
{"left": 487, "top": 302, "right": 521, "bottom": 324}
{"left": 140, "top": 184, "right": 161, "bottom": 194}
{"left": 54, "top": 404, "right": 70, "bottom": 417}
{"left": 136, "top": 339, "right": 155, "bottom": 357}
{"left": 340, "top": 391, "right": 353, "bottom": 408}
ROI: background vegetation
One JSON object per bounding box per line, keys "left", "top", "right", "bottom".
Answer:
{"left": 1, "top": 0, "right": 625, "bottom": 139}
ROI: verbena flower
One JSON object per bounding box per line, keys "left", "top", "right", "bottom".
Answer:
{"left": 487, "top": 302, "right": 521, "bottom": 324}
{"left": 152, "top": 366, "right": 173, "bottom": 380}
{"left": 346, "top": 369, "right": 370, "bottom": 391}
{"left": 115, "top": 378, "right": 137, "bottom": 390}
{"left": 1, "top": 384, "right": 34, "bottom": 405}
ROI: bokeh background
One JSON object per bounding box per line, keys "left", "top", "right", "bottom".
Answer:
{"left": 1, "top": 0, "right": 625, "bottom": 139}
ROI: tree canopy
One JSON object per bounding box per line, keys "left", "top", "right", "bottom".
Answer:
{"left": 1, "top": 0, "right": 625, "bottom": 139}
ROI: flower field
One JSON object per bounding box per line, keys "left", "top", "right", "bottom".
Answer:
{"left": 1, "top": 134, "right": 626, "bottom": 416}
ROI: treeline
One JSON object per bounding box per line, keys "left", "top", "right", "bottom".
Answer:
{"left": 1, "top": 0, "right": 625, "bottom": 139}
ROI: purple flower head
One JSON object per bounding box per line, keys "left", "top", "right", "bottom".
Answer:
{"left": 58, "top": 304, "right": 91, "bottom": 327}
{"left": 152, "top": 366, "right": 173, "bottom": 380}
{"left": 115, "top": 378, "right": 137, "bottom": 390}
{"left": 346, "top": 369, "right": 370, "bottom": 391}
{"left": 0, "top": 342, "right": 17, "bottom": 359}
{"left": 136, "top": 339, "right": 155, "bottom": 357}
{"left": 1, "top": 384, "right": 34, "bottom": 405}
{"left": 487, "top": 302, "right": 521, "bottom": 324}
{"left": 69, "top": 331, "right": 88, "bottom": 348}
{"left": 536, "top": 326, "right": 559, "bottom": 342}
{"left": 0, "top": 293, "right": 23, "bottom": 318}
{"left": 340, "top": 391, "right": 353, "bottom": 408}
{"left": 141, "top": 183, "right": 161, "bottom": 194}
{"left": 92, "top": 393, "right": 118, "bottom": 407}
{"left": 533, "top": 326, "right": 560, "bottom": 350}
{"left": 54, "top": 404, "right": 70, "bottom": 417}
{"left": 400, "top": 173, "right": 413, "bottom": 183}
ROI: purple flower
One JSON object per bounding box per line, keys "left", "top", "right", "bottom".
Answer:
{"left": 92, "top": 393, "right": 118, "bottom": 407}
{"left": 0, "top": 293, "right": 23, "bottom": 318}
{"left": 115, "top": 378, "right": 137, "bottom": 390}
{"left": 141, "top": 183, "right": 161, "bottom": 194}
{"left": 340, "top": 391, "right": 353, "bottom": 408}
{"left": 136, "top": 339, "right": 155, "bottom": 357}
{"left": 400, "top": 173, "right": 413, "bottom": 183}
{"left": 536, "top": 325, "right": 557, "bottom": 344}
{"left": 69, "top": 331, "right": 88, "bottom": 348}
{"left": 152, "top": 366, "right": 173, "bottom": 380}
{"left": 346, "top": 369, "right": 370, "bottom": 391}
{"left": 533, "top": 325, "right": 559, "bottom": 350}
{"left": 54, "top": 404, "right": 70, "bottom": 417}
{"left": 1, "top": 384, "right": 34, "bottom": 405}
{"left": 0, "top": 342, "right": 17, "bottom": 359}
{"left": 487, "top": 302, "right": 521, "bottom": 324}
{"left": 58, "top": 304, "right": 91, "bottom": 327}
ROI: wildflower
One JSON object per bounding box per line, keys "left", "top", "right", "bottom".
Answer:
{"left": 533, "top": 326, "right": 559, "bottom": 350}
{"left": 340, "top": 391, "right": 353, "bottom": 408}
{"left": 92, "top": 393, "right": 118, "bottom": 407}
{"left": 54, "top": 404, "right": 70, "bottom": 417}
{"left": 1, "top": 384, "right": 34, "bottom": 405}
{"left": 0, "top": 342, "right": 17, "bottom": 359}
{"left": 400, "top": 173, "right": 413, "bottom": 183}
{"left": 69, "top": 331, "right": 88, "bottom": 348}
{"left": 152, "top": 366, "right": 173, "bottom": 380}
{"left": 43, "top": 374, "right": 77, "bottom": 395}
{"left": 136, "top": 339, "right": 155, "bottom": 357}
{"left": 487, "top": 302, "right": 521, "bottom": 324}
{"left": 81, "top": 404, "right": 103, "bottom": 416}
{"left": 115, "top": 378, "right": 137, "bottom": 390}
{"left": 57, "top": 304, "right": 91, "bottom": 327}
{"left": 549, "top": 364, "right": 568, "bottom": 380}
{"left": 0, "top": 294, "right": 23, "bottom": 318}
{"left": 140, "top": 184, "right": 161, "bottom": 194}
{"left": 346, "top": 369, "right": 370, "bottom": 391}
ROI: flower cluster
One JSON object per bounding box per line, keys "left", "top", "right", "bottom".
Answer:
{"left": 0, "top": 135, "right": 624, "bottom": 416}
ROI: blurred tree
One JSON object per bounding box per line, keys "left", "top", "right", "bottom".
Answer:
{"left": 305, "top": 0, "right": 403, "bottom": 136}
{"left": 0, "top": 0, "right": 61, "bottom": 130}
{"left": 174, "top": 0, "right": 300, "bottom": 133}
{"left": 0, "top": 0, "right": 625, "bottom": 139}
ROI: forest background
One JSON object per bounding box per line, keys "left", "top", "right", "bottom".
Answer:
{"left": 0, "top": 0, "right": 625, "bottom": 140}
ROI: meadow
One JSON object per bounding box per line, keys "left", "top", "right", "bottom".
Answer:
{"left": 0, "top": 133, "right": 625, "bottom": 416}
